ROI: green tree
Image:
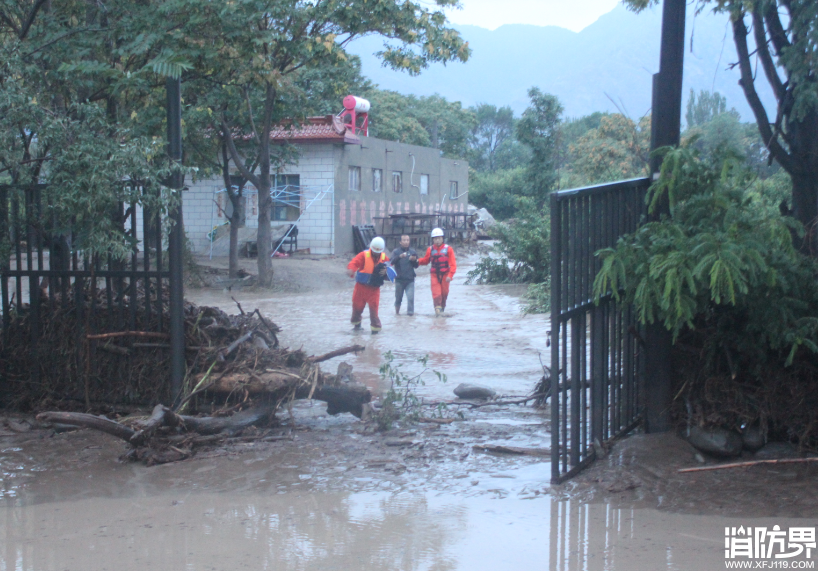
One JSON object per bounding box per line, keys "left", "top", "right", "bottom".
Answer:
{"left": 365, "top": 89, "right": 475, "bottom": 158}
{"left": 469, "top": 104, "right": 516, "bottom": 172}
{"left": 0, "top": 3, "right": 183, "bottom": 258}
{"left": 685, "top": 89, "right": 737, "bottom": 128}
{"left": 516, "top": 87, "right": 563, "bottom": 204}
{"left": 626, "top": 0, "right": 818, "bottom": 254}
{"left": 181, "top": 0, "right": 470, "bottom": 286}
{"left": 0, "top": 0, "right": 470, "bottom": 285}
{"left": 566, "top": 113, "right": 651, "bottom": 186}
{"left": 468, "top": 167, "right": 527, "bottom": 220}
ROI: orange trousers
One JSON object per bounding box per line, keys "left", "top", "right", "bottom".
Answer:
{"left": 431, "top": 273, "right": 451, "bottom": 311}
{"left": 351, "top": 284, "right": 382, "bottom": 331}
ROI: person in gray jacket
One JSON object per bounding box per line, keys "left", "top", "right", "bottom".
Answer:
{"left": 391, "top": 235, "right": 418, "bottom": 315}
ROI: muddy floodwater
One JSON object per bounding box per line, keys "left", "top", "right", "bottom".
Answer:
{"left": 2, "top": 255, "right": 816, "bottom": 570}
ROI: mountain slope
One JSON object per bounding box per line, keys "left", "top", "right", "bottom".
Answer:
{"left": 347, "top": 4, "right": 775, "bottom": 122}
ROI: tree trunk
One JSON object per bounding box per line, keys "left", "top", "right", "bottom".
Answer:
{"left": 786, "top": 108, "right": 818, "bottom": 255}
{"left": 790, "top": 173, "right": 818, "bottom": 256}
{"left": 256, "top": 178, "right": 272, "bottom": 285}
{"left": 221, "top": 143, "right": 242, "bottom": 279}
{"left": 228, "top": 204, "right": 240, "bottom": 278}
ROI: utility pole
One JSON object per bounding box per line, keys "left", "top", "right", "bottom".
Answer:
{"left": 644, "top": 0, "right": 686, "bottom": 433}
{"left": 167, "top": 77, "right": 186, "bottom": 405}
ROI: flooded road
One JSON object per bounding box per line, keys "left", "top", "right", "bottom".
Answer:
{"left": 4, "top": 483, "right": 814, "bottom": 570}
{"left": 189, "top": 257, "right": 549, "bottom": 400}
{"left": 2, "top": 255, "right": 816, "bottom": 570}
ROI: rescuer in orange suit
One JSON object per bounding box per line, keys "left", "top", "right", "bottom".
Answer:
{"left": 347, "top": 237, "right": 390, "bottom": 334}
{"left": 417, "top": 228, "right": 457, "bottom": 317}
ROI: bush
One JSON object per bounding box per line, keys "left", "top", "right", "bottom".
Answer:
{"left": 523, "top": 279, "right": 551, "bottom": 314}
{"left": 468, "top": 167, "right": 527, "bottom": 221}
{"left": 467, "top": 197, "right": 550, "bottom": 283}
{"left": 594, "top": 144, "right": 818, "bottom": 445}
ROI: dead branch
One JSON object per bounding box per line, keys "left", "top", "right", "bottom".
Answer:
{"left": 678, "top": 457, "right": 818, "bottom": 473}
{"left": 231, "top": 296, "right": 245, "bottom": 315}
{"left": 418, "top": 417, "right": 456, "bottom": 425}
{"left": 129, "top": 404, "right": 178, "bottom": 446}
{"left": 86, "top": 331, "right": 170, "bottom": 340}
{"left": 469, "top": 393, "right": 548, "bottom": 409}
{"left": 221, "top": 331, "right": 255, "bottom": 359}
{"left": 36, "top": 411, "right": 136, "bottom": 442}
{"left": 308, "top": 344, "right": 366, "bottom": 364}
{"left": 472, "top": 444, "right": 551, "bottom": 456}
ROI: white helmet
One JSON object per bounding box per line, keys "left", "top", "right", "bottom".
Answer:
{"left": 431, "top": 227, "right": 444, "bottom": 238}
{"left": 369, "top": 236, "right": 385, "bottom": 253}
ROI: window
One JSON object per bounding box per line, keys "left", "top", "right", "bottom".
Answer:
{"left": 392, "top": 171, "right": 402, "bottom": 193}
{"left": 272, "top": 174, "right": 300, "bottom": 221}
{"left": 449, "top": 181, "right": 459, "bottom": 199}
{"left": 420, "top": 174, "right": 429, "bottom": 195}
{"left": 348, "top": 166, "right": 361, "bottom": 191}
{"left": 372, "top": 169, "right": 382, "bottom": 192}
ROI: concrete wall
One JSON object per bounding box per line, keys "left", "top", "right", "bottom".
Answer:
{"left": 179, "top": 137, "right": 469, "bottom": 257}
{"left": 333, "top": 136, "right": 469, "bottom": 255}
{"left": 182, "top": 144, "right": 336, "bottom": 255}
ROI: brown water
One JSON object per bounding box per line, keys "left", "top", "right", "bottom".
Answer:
{"left": 189, "top": 263, "right": 549, "bottom": 401}
{"left": 3, "top": 482, "right": 813, "bottom": 570}
{"left": 2, "top": 258, "right": 814, "bottom": 570}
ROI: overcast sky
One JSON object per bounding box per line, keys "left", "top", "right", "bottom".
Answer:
{"left": 443, "top": 0, "right": 622, "bottom": 32}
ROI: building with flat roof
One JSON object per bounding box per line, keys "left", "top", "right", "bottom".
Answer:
{"left": 183, "top": 107, "right": 469, "bottom": 257}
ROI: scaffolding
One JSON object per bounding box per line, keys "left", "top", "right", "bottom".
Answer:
{"left": 208, "top": 183, "right": 334, "bottom": 258}
{"left": 270, "top": 183, "right": 334, "bottom": 256}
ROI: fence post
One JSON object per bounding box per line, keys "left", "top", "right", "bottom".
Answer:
{"left": 550, "top": 191, "right": 562, "bottom": 483}
{"left": 645, "top": 0, "right": 686, "bottom": 432}
{"left": 166, "top": 77, "right": 186, "bottom": 405}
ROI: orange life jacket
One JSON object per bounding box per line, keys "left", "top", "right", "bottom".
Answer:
{"left": 355, "top": 250, "right": 386, "bottom": 285}
{"left": 430, "top": 245, "right": 450, "bottom": 276}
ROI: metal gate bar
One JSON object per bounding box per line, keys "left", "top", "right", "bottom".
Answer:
{"left": 550, "top": 177, "right": 650, "bottom": 483}
{"left": 0, "top": 183, "right": 179, "bottom": 404}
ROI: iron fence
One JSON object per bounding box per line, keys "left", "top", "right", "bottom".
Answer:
{"left": 0, "top": 183, "right": 177, "bottom": 403}
{"left": 550, "top": 177, "right": 650, "bottom": 483}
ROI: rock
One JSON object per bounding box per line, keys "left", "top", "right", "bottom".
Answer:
{"left": 741, "top": 425, "right": 766, "bottom": 452}
{"left": 453, "top": 383, "right": 496, "bottom": 400}
{"left": 753, "top": 441, "right": 800, "bottom": 459}
{"left": 336, "top": 362, "right": 354, "bottom": 384}
{"left": 686, "top": 426, "right": 743, "bottom": 458}
{"left": 473, "top": 208, "right": 496, "bottom": 234}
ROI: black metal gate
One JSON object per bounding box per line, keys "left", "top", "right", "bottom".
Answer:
{"left": 0, "top": 183, "right": 181, "bottom": 405}
{"left": 550, "top": 177, "right": 650, "bottom": 483}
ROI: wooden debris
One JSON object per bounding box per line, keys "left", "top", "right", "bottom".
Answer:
{"left": 678, "top": 457, "right": 818, "bottom": 473}
{"left": 307, "top": 344, "right": 366, "bottom": 364}
{"left": 472, "top": 444, "right": 551, "bottom": 457}
{"left": 418, "top": 417, "right": 456, "bottom": 425}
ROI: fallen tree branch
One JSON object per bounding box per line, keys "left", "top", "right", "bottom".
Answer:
{"left": 36, "top": 411, "right": 136, "bottom": 442}
{"left": 231, "top": 296, "right": 245, "bottom": 315}
{"left": 473, "top": 444, "right": 551, "bottom": 456}
{"left": 418, "top": 417, "right": 456, "bottom": 424}
{"left": 129, "top": 404, "right": 179, "bottom": 446}
{"left": 469, "top": 393, "right": 547, "bottom": 409}
{"left": 678, "top": 457, "right": 818, "bottom": 473}
{"left": 221, "top": 331, "right": 255, "bottom": 358}
{"left": 86, "top": 331, "right": 170, "bottom": 340}
{"left": 308, "top": 344, "right": 366, "bottom": 363}
{"left": 253, "top": 309, "right": 279, "bottom": 347}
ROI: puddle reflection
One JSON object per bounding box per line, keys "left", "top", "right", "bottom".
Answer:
{"left": 2, "top": 487, "right": 812, "bottom": 570}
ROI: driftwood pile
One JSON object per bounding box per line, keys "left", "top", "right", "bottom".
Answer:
{"left": 2, "top": 284, "right": 370, "bottom": 463}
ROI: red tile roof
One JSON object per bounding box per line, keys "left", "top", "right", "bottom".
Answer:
{"left": 268, "top": 115, "right": 360, "bottom": 144}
